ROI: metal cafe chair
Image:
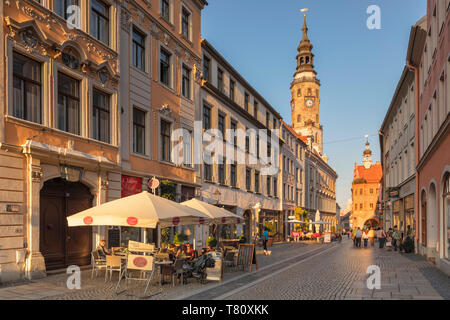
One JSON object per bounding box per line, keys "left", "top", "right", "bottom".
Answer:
{"left": 91, "top": 251, "right": 107, "bottom": 279}
{"left": 115, "top": 253, "right": 155, "bottom": 296}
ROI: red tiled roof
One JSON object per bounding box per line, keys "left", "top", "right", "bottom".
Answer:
{"left": 281, "top": 120, "right": 307, "bottom": 146}
{"left": 354, "top": 163, "right": 382, "bottom": 183}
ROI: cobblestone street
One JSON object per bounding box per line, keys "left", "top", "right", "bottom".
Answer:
{"left": 0, "top": 240, "right": 448, "bottom": 300}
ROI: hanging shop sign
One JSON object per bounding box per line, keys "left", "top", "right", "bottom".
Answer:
{"left": 388, "top": 187, "right": 400, "bottom": 198}
{"left": 121, "top": 175, "right": 142, "bottom": 198}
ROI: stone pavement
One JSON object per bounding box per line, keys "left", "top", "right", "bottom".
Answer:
{"left": 0, "top": 239, "right": 448, "bottom": 300}
{"left": 0, "top": 241, "right": 323, "bottom": 300}
{"left": 223, "top": 239, "right": 450, "bottom": 300}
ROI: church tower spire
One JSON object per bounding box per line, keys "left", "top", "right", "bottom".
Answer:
{"left": 363, "top": 137, "right": 373, "bottom": 169}
{"left": 291, "top": 13, "right": 323, "bottom": 154}
{"left": 295, "top": 14, "right": 316, "bottom": 75}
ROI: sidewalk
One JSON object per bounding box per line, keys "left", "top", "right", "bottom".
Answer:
{"left": 0, "top": 241, "right": 322, "bottom": 300}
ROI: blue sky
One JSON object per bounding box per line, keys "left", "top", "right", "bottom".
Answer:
{"left": 201, "top": 0, "right": 427, "bottom": 210}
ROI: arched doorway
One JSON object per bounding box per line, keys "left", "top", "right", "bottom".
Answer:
{"left": 364, "top": 218, "right": 380, "bottom": 229}
{"left": 40, "top": 178, "right": 93, "bottom": 270}
{"left": 428, "top": 183, "right": 437, "bottom": 249}
{"left": 243, "top": 210, "right": 251, "bottom": 241}
{"left": 421, "top": 190, "right": 427, "bottom": 246}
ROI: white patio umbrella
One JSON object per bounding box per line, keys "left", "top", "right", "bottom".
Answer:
{"left": 287, "top": 219, "right": 308, "bottom": 224}
{"left": 181, "top": 198, "right": 244, "bottom": 224}
{"left": 67, "top": 191, "right": 212, "bottom": 228}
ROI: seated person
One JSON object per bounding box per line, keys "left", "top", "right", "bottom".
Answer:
{"left": 96, "top": 239, "right": 110, "bottom": 258}
{"left": 184, "top": 243, "right": 195, "bottom": 262}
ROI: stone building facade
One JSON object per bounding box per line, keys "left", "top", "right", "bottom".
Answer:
{"left": 281, "top": 121, "right": 306, "bottom": 238}
{"left": 0, "top": 0, "right": 207, "bottom": 283}
{"left": 198, "top": 39, "right": 283, "bottom": 243}
{"left": 407, "top": 0, "right": 450, "bottom": 276}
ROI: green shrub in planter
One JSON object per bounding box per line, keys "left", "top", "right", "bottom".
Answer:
{"left": 206, "top": 236, "right": 217, "bottom": 247}
{"left": 238, "top": 235, "right": 246, "bottom": 243}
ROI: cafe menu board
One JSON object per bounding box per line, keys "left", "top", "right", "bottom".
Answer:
{"left": 324, "top": 233, "right": 331, "bottom": 243}
{"left": 108, "top": 228, "right": 120, "bottom": 249}
{"left": 236, "top": 243, "right": 257, "bottom": 272}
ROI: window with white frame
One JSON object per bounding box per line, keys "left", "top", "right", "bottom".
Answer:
{"left": 54, "top": 0, "right": 79, "bottom": 20}
{"left": 160, "top": 48, "right": 171, "bottom": 87}
{"left": 92, "top": 89, "right": 110, "bottom": 143}
{"left": 57, "top": 72, "right": 80, "bottom": 135}
{"left": 161, "top": 0, "right": 170, "bottom": 22}
{"left": 160, "top": 119, "right": 171, "bottom": 162}
{"left": 183, "top": 129, "right": 193, "bottom": 166}
{"left": 182, "top": 65, "right": 191, "bottom": 99}
{"left": 90, "top": 0, "right": 109, "bottom": 45}
{"left": 181, "top": 6, "right": 191, "bottom": 40}
{"left": 132, "top": 28, "right": 146, "bottom": 71}
{"left": 12, "top": 52, "right": 41, "bottom": 124}
{"left": 133, "top": 107, "right": 146, "bottom": 154}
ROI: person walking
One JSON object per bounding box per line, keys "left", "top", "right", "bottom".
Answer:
{"left": 351, "top": 228, "right": 357, "bottom": 246}
{"left": 355, "top": 228, "right": 362, "bottom": 248}
{"left": 376, "top": 227, "right": 386, "bottom": 248}
{"left": 262, "top": 227, "right": 269, "bottom": 255}
{"left": 368, "top": 228, "right": 375, "bottom": 247}
{"left": 392, "top": 227, "right": 401, "bottom": 252}
{"left": 362, "top": 228, "right": 369, "bottom": 248}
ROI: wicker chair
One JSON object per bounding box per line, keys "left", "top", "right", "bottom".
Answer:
{"left": 105, "top": 255, "right": 122, "bottom": 281}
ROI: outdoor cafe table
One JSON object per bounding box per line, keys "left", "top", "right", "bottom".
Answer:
{"left": 154, "top": 260, "right": 174, "bottom": 286}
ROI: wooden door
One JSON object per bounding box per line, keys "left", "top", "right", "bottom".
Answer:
{"left": 40, "top": 194, "right": 66, "bottom": 270}
{"left": 40, "top": 178, "right": 92, "bottom": 271}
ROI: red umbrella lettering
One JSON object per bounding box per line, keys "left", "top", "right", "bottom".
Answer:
{"left": 127, "top": 217, "right": 138, "bottom": 226}
{"left": 83, "top": 216, "right": 93, "bottom": 225}
{"left": 199, "top": 217, "right": 205, "bottom": 225}
{"left": 221, "top": 217, "right": 226, "bottom": 224}
{"left": 173, "top": 217, "right": 180, "bottom": 226}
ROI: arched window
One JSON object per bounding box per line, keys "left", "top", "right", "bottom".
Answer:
{"left": 306, "top": 56, "right": 310, "bottom": 64}
{"left": 297, "top": 115, "right": 301, "bottom": 123}
{"left": 297, "top": 89, "right": 301, "bottom": 97}
{"left": 300, "top": 57, "right": 304, "bottom": 65}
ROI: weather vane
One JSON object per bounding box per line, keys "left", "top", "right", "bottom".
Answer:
{"left": 301, "top": 8, "right": 308, "bottom": 17}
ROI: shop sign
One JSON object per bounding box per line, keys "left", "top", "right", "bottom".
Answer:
{"left": 389, "top": 187, "right": 400, "bottom": 198}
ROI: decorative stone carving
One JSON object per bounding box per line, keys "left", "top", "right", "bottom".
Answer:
{"left": 31, "top": 170, "right": 43, "bottom": 183}
{"left": 99, "top": 69, "right": 109, "bottom": 84}
{"left": 175, "top": 44, "right": 182, "bottom": 57}
{"left": 120, "top": 7, "right": 132, "bottom": 32}
{"left": 150, "top": 23, "right": 160, "bottom": 39}
{"left": 22, "top": 30, "right": 38, "bottom": 49}
{"left": 163, "top": 33, "right": 170, "bottom": 46}
{"left": 193, "top": 64, "right": 203, "bottom": 83}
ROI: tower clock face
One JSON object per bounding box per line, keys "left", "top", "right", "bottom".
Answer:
{"left": 305, "top": 98, "right": 314, "bottom": 108}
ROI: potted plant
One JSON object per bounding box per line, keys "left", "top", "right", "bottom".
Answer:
{"left": 206, "top": 236, "right": 217, "bottom": 250}
{"left": 238, "top": 235, "right": 247, "bottom": 244}
{"left": 173, "top": 232, "right": 188, "bottom": 245}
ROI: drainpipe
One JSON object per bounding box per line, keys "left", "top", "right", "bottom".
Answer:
{"left": 406, "top": 61, "right": 420, "bottom": 253}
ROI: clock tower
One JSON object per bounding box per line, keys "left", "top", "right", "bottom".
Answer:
{"left": 291, "top": 14, "right": 323, "bottom": 154}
